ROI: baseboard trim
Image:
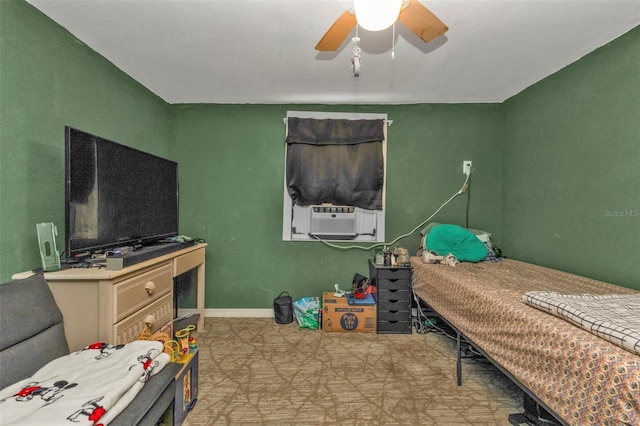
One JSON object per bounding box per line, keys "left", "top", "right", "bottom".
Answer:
{"left": 178, "top": 308, "right": 274, "bottom": 318}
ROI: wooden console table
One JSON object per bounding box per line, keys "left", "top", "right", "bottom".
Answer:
{"left": 28, "top": 244, "right": 206, "bottom": 352}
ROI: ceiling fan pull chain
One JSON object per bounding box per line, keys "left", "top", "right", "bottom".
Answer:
{"left": 352, "top": 37, "right": 361, "bottom": 56}
{"left": 392, "top": 22, "right": 396, "bottom": 60}
{"left": 351, "top": 36, "right": 362, "bottom": 77}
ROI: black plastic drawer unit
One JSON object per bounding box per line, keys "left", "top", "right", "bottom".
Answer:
{"left": 369, "top": 260, "right": 413, "bottom": 334}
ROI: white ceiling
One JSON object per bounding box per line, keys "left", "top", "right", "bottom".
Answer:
{"left": 27, "top": 0, "right": 640, "bottom": 104}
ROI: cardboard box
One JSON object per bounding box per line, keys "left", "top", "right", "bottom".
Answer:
{"left": 174, "top": 349, "right": 199, "bottom": 426}
{"left": 322, "top": 292, "right": 377, "bottom": 332}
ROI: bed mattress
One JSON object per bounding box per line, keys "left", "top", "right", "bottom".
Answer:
{"left": 410, "top": 257, "right": 640, "bottom": 426}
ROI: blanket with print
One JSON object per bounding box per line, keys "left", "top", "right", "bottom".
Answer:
{"left": 522, "top": 291, "right": 640, "bottom": 356}
{"left": 0, "top": 340, "right": 169, "bottom": 425}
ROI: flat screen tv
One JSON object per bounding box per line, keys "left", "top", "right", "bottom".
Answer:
{"left": 65, "top": 126, "right": 178, "bottom": 260}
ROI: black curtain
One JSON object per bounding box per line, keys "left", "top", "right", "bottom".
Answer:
{"left": 286, "top": 118, "right": 384, "bottom": 210}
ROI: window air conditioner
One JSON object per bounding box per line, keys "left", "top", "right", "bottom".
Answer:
{"left": 287, "top": 203, "right": 383, "bottom": 242}
{"left": 310, "top": 206, "right": 357, "bottom": 238}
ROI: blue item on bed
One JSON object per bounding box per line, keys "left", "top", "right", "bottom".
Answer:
{"left": 425, "top": 224, "right": 488, "bottom": 263}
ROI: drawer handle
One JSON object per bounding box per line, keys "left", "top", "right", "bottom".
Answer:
{"left": 145, "top": 281, "right": 156, "bottom": 295}
{"left": 145, "top": 314, "right": 156, "bottom": 327}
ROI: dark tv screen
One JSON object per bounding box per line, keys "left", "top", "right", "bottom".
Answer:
{"left": 65, "top": 126, "right": 178, "bottom": 258}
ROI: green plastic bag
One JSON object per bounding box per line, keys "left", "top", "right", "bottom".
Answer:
{"left": 293, "top": 296, "right": 321, "bottom": 329}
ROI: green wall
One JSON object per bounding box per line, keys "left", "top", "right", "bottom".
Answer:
{"left": 0, "top": 0, "right": 172, "bottom": 281}
{"left": 502, "top": 26, "right": 640, "bottom": 290}
{"left": 170, "top": 104, "right": 502, "bottom": 307}
{"left": 1, "top": 0, "right": 637, "bottom": 304}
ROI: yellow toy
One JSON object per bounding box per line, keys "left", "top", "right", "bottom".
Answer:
{"left": 137, "top": 316, "right": 171, "bottom": 346}
{"left": 139, "top": 315, "right": 199, "bottom": 363}
{"left": 175, "top": 325, "right": 196, "bottom": 356}
{"left": 164, "top": 340, "right": 182, "bottom": 362}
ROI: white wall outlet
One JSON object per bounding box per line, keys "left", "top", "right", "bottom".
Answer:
{"left": 463, "top": 161, "right": 472, "bottom": 175}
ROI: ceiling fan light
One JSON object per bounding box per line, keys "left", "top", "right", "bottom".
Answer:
{"left": 354, "top": 0, "right": 403, "bottom": 32}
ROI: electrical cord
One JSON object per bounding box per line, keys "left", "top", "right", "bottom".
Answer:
{"left": 465, "top": 174, "right": 471, "bottom": 228}
{"left": 311, "top": 173, "right": 471, "bottom": 251}
{"left": 412, "top": 288, "right": 458, "bottom": 340}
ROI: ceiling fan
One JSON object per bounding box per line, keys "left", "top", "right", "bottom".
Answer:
{"left": 315, "top": 0, "right": 448, "bottom": 51}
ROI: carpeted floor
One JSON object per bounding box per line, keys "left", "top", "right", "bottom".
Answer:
{"left": 182, "top": 317, "right": 523, "bottom": 425}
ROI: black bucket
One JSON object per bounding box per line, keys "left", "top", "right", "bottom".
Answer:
{"left": 273, "top": 291, "right": 293, "bottom": 324}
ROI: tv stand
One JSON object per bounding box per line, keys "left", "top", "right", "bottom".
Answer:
{"left": 27, "top": 244, "right": 207, "bottom": 352}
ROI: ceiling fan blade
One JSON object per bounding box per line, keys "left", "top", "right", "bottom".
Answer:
{"left": 315, "top": 11, "right": 357, "bottom": 51}
{"left": 398, "top": 0, "right": 448, "bottom": 44}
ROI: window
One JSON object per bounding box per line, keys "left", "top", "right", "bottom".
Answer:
{"left": 282, "top": 111, "right": 389, "bottom": 242}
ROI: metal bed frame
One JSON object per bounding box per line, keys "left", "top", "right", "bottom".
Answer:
{"left": 414, "top": 294, "right": 566, "bottom": 426}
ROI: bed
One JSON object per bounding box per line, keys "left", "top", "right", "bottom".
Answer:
{"left": 411, "top": 256, "right": 640, "bottom": 426}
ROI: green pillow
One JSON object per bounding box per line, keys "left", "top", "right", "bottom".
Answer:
{"left": 425, "top": 224, "right": 488, "bottom": 262}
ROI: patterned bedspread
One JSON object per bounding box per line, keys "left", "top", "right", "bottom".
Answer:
{"left": 410, "top": 257, "right": 640, "bottom": 426}
{"left": 523, "top": 292, "right": 640, "bottom": 357}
